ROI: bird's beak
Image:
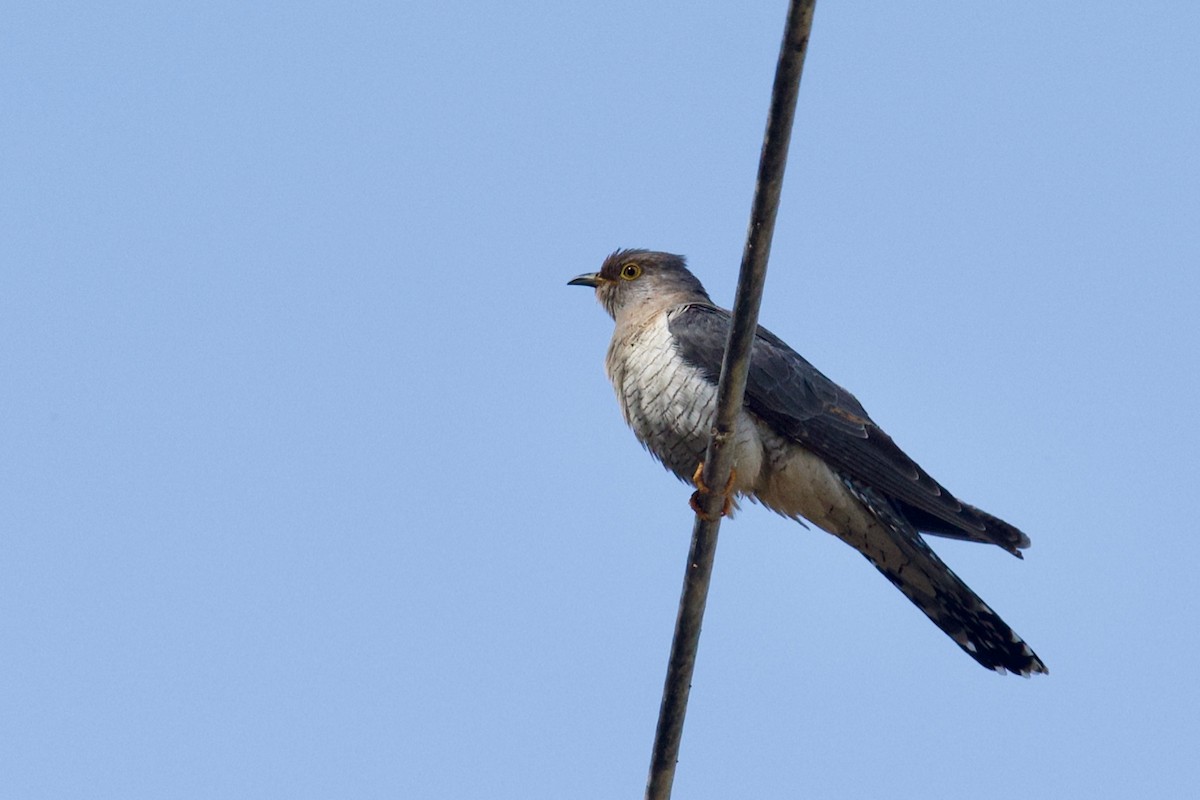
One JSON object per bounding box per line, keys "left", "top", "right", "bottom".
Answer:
{"left": 568, "top": 272, "right": 602, "bottom": 288}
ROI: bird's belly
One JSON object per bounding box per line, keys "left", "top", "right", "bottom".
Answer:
{"left": 753, "top": 431, "right": 877, "bottom": 537}
{"left": 607, "top": 318, "right": 763, "bottom": 490}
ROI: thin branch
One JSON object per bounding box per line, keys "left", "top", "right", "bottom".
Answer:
{"left": 644, "top": 2, "right": 817, "bottom": 798}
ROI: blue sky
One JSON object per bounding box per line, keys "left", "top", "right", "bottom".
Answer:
{"left": 3, "top": 2, "right": 1198, "bottom": 798}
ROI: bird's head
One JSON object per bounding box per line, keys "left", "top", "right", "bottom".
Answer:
{"left": 568, "top": 249, "right": 711, "bottom": 321}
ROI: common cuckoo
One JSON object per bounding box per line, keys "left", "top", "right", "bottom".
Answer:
{"left": 570, "top": 249, "right": 1046, "bottom": 676}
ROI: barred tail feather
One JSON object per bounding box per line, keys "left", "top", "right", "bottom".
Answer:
{"left": 843, "top": 480, "right": 1047, "bottom": 676}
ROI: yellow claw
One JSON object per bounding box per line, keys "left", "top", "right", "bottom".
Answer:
{"left": 689, "top": 462, "right": 736, "bottom": 520}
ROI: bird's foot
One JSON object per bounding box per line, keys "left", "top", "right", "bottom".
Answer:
{"left": 689, "top": 462, "right": 736, "bottom": 521}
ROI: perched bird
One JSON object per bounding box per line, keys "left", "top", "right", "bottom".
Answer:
{"left": 570, "top": 249, "right": 1046, "bottom": 676}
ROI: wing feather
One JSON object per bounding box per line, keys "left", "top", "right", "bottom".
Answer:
{"left": 668, "top": 303, "right": 1029, "bottom": 554}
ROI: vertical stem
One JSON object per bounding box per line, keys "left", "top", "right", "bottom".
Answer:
{"left": 644, "top": 2, "right": 817, "bottom": 798}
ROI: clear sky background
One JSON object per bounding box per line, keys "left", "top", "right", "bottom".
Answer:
{"left": 3, "top": 3, "right": 1198, "bottom": 798}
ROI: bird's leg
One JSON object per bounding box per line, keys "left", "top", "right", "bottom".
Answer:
{"left": 689, "top": 461, "right": 736, "bottom": 521}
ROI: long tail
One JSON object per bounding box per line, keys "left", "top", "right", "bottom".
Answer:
{"left": 841, "top": 479, "right": 1047, "bottom": 676}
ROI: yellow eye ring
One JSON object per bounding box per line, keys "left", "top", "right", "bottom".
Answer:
{"left": 620, "top": 262, "right": 642, "bottom": 281}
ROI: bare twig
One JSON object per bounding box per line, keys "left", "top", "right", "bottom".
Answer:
{"left": 644, "top": 2, "right": 817, "bottom": 798}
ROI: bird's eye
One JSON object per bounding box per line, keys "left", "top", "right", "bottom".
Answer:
{"left": 620, "top": 263, "right": 643, "bottom": 281}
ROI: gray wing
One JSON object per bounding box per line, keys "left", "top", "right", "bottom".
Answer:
{"left": 668, "top": 303, "right": 1030, "bottom": 556}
